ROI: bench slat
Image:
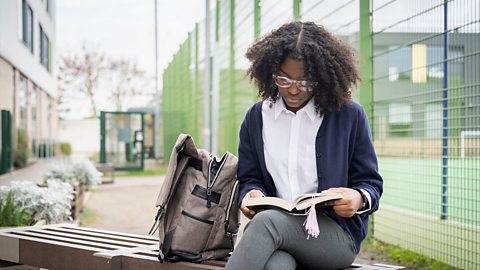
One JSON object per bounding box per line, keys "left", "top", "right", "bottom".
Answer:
{"left": 27, "top": 227, "right": 156, "bottom": 248}
{"left": 46, "top": 227, "right": 158, "bottom": 245}
{"left": 5, "top": 230, "right": 128, "bottom": 251}
{"left": 57, "top": 224, "right": 158, "bottom": 241}
{"left": 47, "top": 226, "right": 157, "bottom": 244}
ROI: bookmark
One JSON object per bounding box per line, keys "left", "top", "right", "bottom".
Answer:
{"left": 303, "top": 197, "right": 320, "bottom": 239}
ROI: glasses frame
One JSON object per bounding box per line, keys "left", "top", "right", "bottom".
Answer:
{"left": 272, "top": 74, "right": 316, "bottom": 92}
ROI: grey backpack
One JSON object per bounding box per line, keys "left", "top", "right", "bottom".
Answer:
{"left": 150, "top": 134, "right": 240, "bottom": 263}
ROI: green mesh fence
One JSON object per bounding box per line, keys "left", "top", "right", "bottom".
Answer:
{"left": 161, "top": 1, "right": 479, "bottom": 267}
{"left": 370, "top": 0, "right": 480, "bottom": 268}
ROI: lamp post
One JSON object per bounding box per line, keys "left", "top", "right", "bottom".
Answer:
{"left": 154, "top": 0, "right": 161, "bottom": 159}
{"left": 203, "top": 0, "right": 212, "bottom": 151}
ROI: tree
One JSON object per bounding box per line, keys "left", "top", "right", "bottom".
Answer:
{"left": 57, "top": 44, "right": 154, "bottom": 118}
{"left": 107, "top": 59, "right": 154, "bottom": 111}
{"left": 58, "top": 44, "right": 107, "bottom": 118}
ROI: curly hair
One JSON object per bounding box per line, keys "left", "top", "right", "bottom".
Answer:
{"left": 245, "top": 21, "right": 360, "bottom": 113}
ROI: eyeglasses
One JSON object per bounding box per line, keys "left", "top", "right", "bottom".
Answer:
{"left": 272, "top": 75, "right": 316, "bottom": 92}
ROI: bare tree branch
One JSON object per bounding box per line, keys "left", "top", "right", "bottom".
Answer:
{"left": 57, "top": 43, "right": 107, "bottom": 118}
{"left": 107, "top": 58, "right": 154, "bottom": 111}
{"left": 57, "top": 43, "right": 154, "bottom": 118}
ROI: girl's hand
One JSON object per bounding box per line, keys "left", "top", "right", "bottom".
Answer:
{"left": 240, "top": 189, "right": 264, "bottom": 219}
{"left": 323, "top": 188, "right": 363, "bottom": 218}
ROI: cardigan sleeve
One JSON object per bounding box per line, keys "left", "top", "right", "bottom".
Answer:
{"left": 237, "top": 107, "right": 268, "bottom": 206}
{"left": 348, "top": 105, "right": 383, "bottom": 215}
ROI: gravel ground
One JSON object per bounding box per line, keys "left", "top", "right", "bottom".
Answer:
{"left": 83, "top": 176, "right": 398, "bottom": 266}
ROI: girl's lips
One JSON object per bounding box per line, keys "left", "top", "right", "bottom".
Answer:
{"left": 285, "top": 97, "right": 301, "bottom": 104}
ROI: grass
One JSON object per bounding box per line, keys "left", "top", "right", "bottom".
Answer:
{"left": 79, "top": 207, "right": 101, "bottom": 226}
{"left": 115, "top": 165, "right": 167, "bottom": 177}
{"left": 363, "top": 237, "right": 461, "bottom": 270}
{"left": 0, "top": 192, "right": 32, "bottom": 227}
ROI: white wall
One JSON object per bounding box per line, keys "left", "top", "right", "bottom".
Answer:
{"left": 0, "top": 0, "right": 57, "bottom": 98}
{"left": 59, "top": 119, "right": 99, "bottom": 156}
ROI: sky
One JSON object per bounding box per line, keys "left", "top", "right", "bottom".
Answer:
{"left": 56, "top": 0, "right": 209, "bottom": 119}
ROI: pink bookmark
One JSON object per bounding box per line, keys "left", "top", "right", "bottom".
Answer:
{"left": 303, "top": 199, "right": 320, "bottom": 239}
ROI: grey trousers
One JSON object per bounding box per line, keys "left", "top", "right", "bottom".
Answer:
{"left": 225, "top": 209, "right": 356, "bottom": 270}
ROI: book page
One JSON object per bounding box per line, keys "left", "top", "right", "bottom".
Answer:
{"left": 246, "top": 196, "right": 295, "bottom": 212}
{"left": 293, "top": 192, "right": 343, "bottom": 211}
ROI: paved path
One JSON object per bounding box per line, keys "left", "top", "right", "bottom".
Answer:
{"left": 83, "top": 176, "right": 161, "bottom": 235}
{"left": 0, "top": 159, "right": 58, "bottom": 186}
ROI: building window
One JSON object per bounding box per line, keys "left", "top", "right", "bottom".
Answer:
{"left": 22, "top": 0, "right": 34, "bottom": 53}
{"left": 45, "top": 0, "right": 50, "bottom": 13}
{"left": 388, "top": 45, "right": 464, "bottom": 83}
{"left": 19, "top": 75, "right": 28, "bottom": 130}
{"left": 31, "top": 86, "right": 38, "bottom": 157}
{"left": 388, "top": 103, "right": 412, "bottom": 137}
{"left": 40, "top": 25, "right": 50, "bottom": 71}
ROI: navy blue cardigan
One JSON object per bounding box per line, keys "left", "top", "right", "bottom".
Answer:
{"left": 237, "top": 100, "right": 383, "bottom": 253}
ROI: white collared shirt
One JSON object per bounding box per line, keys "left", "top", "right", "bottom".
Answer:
{"left": 261, "top": 97, "right": 372, "bottom": 213}
{"left": 262, "top": 97, "right": 323, "bottom": 202}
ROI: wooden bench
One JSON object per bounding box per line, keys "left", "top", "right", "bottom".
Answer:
{"left": 96, "top": 163, "right": 115, "bottom": 184}
{"left": 0, "top": 224, "right": 404, "bottom": 270}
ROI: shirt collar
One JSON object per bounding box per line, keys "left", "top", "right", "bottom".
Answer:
{"left": 274, "top": 97, "right": 317, "bottom": 121}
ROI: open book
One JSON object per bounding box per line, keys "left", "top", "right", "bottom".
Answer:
{"left": 246, "top": 192, "right": 343, "bottom": 212}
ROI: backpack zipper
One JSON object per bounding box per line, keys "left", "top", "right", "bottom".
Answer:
{"left": 224, "top": 179, "right": 239, "bottom": 247}
{"left": 225, "top": 179, "right": 239, "bottom": 224}
{"left": 206, "top": 153, "right": 229, "bottom": 208}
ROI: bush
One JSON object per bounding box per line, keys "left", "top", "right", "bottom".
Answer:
{"left": 0, "top": 180, "right": 74, "bottom": 224}
{"left": 60, "top": 142, "right": 72, "bottom": 156}
{"left": 71, "top": 157, "right": 102, "bottom": 186}
{"left": 0, "top": 191, "right": 33, "bottom": 227}
{"left": 43, "top": 161, "right": 76, "bottom": 185}
{"left": 44, "top": 157, "right": 102, "bottom": 187}
{"left": 13, "top": 129, "right": 29, "bottom": 168}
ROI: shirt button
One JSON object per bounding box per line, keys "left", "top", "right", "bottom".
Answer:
{"left": 316, "top": 152, "right": 322, "bottom": 158}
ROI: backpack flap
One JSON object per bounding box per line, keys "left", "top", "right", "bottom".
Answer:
{"left": 155, "top": 134, "right": 198, "bottom": 208}
{"left": 149, "top": 134, "right": 198, "bottom": 236}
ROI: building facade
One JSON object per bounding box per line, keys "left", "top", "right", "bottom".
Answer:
{"left": 0, "top": 0, "right": 58, "bottom": 173}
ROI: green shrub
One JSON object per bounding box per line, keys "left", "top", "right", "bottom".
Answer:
{"left": 60, "top": 142, "right": 72, "bottom": 156}
{"left": 0, "top": 191, "right": 33, "bottom": 227}
{"left": 13, "top": 129, "right": 29, "bottom": 168}
{"left": 89, "top": 152, "right": 99, "bottom": 163}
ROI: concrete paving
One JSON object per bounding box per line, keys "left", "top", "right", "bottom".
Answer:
{"left": 0, "top": 159, "right": 58, "bottom": 186}
{"left": 82, "top": 176, "right": 161, "bottom": 235}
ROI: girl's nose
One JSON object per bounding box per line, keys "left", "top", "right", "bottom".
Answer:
{"left": 288, "top": 83, "right": 301, "bottom": 95}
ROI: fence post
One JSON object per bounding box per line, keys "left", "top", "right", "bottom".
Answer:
{"left": 228, "top": 0, "right": 236, "bottom": 153}
{"left": 441, "top": 0, "right": 449, "bottom": 220}
{"left": 293, "top": 0, "right": 301, "bottom": 21}
{"left": 359, "top": 0, "right": 374, "bottom": 237}
{"left": 359, "top": 0, "right": 373, "bottom": 126}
